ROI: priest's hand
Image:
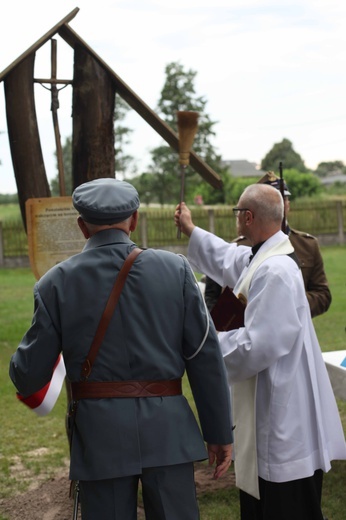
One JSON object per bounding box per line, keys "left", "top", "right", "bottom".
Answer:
{"left": 174, "top": 202, "right": 195, "bottom": 237}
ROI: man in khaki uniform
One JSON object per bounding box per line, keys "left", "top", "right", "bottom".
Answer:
{"left": 204, "top": 172, "right": 331, "bottom": 318}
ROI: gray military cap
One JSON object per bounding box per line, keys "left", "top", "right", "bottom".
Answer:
{"left": 72, "top": 178, "right": 140, "bottom": 225}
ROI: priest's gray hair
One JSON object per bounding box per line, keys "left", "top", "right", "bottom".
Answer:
{"left": 240, "top": 184, "right": 284, "bottom": 224}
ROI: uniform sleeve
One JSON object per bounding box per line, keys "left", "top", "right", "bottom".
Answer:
{"left": 204, "top": 276, "right": 222, "bottom": 312}
{"left": 289, "top": 231, "right": 332, "bottom": 318}
{"left": 9, "top": 284, "right": 62, "bottom": 397}
{"left": 302, "top": 239, "right": 332, "bottom": 318}
{"left": 181, "top": 257, "right": 233, "bottom": 445}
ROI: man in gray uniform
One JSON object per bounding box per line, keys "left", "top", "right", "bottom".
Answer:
{"left": 9, "top": 178, "right": 233, "bottom": 520}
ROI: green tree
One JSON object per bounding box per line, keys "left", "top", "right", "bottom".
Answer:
{"left": 323, "top": 181, "right": 346, "bottom": 196}
{"left": 261, "top": 138, "right": 307, "bottom": 172}
{"left": 130, "top": 172, "right": 157, "bottom": 206}
{"left": 50, "top": 94, "right": 134, "bottom": 195}
{"left": 282, "top": 169, "right": 322, "bottom": 200}
{"left": 224, "top": 177, "right": 260, "bottom": 205}
{"left": 202, "top": 170, "right": 322, "bottom": 205}
{"left": 113, "top": 96, "right": 136, "bottom": 179}
{"left": 314, "top": 160, "right": 346, "bottom": 177}
{"left": 0, "top": 193, "right": 18, "bottom": 203}
{"left": 144, "top": 61, "right": 227, "bottom": 205}
{"left": 191, "top": 170, "right": 235, "bottom": 205}
{"left": 50, "top": 136, "right": 72, "bottom": 196}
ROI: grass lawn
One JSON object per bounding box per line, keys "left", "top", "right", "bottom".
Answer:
{"left": 0, "top": 204, "right": 21, "bottom": 221}
{"left": 0, "top": 246, "right": 345, "bottom": 519}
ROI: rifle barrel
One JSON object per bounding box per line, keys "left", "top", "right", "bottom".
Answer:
{"left": 278, "top": 162, "right": 286, "bottom": 233}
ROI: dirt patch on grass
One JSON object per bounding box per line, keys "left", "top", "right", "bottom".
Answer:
{"left": 0, "top": 463, "right": 236, "bottom": 519}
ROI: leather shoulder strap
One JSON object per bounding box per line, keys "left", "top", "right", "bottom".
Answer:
{"left": 80, "top": 247, "right": 143, "bottom": 380}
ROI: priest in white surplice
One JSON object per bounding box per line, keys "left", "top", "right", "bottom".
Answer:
{"left": 175, "top": 184, "right": 346, "bottom": 520}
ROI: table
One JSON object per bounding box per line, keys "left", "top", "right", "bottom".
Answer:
{"left": 322, "top": 350, "right": 346, "bottom": 400}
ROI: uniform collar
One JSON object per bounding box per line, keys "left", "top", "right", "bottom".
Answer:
{"left": 83, "top": 228, "right": 134, "bottom": 251}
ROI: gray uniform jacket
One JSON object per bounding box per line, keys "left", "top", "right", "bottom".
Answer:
{"left": 10, "top": 229, "right": 233, "bottom": 481}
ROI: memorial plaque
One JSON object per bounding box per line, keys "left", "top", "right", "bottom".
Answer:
{"left": 26, "top": 197, "right": 86, "bottom": 279}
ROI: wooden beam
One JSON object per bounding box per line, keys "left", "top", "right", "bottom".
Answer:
{"left": 72, "top": 46, "right": 116, "bottom": 188}
{"left": 34, "top": 78, "right": 73, "bottom": 85}
{"left": 0, "top": 8, "right": 79, "bottom": 81}
{"left": 4, "top": 54, "right": 50, "bottom": 229}
{"left": 58, "top": 23, "right": 223, "bottom": 189}
{"left": 0, "top": 7, "right": 222, "bottom": 190}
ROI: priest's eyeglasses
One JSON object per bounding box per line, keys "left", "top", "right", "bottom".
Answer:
{"left": 232, "top": 207, "right": 251, "bottom": 217}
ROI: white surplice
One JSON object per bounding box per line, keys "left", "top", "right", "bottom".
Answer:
{"left": 188, "top": 228, "right": 346, "bottom": 498}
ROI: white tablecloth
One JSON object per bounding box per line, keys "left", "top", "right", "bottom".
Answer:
{"left": 322, "top": 350, "right": 346, "bottom": 400}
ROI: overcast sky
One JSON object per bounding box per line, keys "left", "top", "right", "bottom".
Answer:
{"left": 1, "top": 0, "right": 345, "bottom": 193}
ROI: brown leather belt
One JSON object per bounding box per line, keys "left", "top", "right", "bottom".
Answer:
{"left": 70, "top": 378, "right": 182, "bottom": 400}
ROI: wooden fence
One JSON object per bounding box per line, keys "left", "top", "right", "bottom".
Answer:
{"left": 0, "top": 200, "right": 345, "bottom": 267}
